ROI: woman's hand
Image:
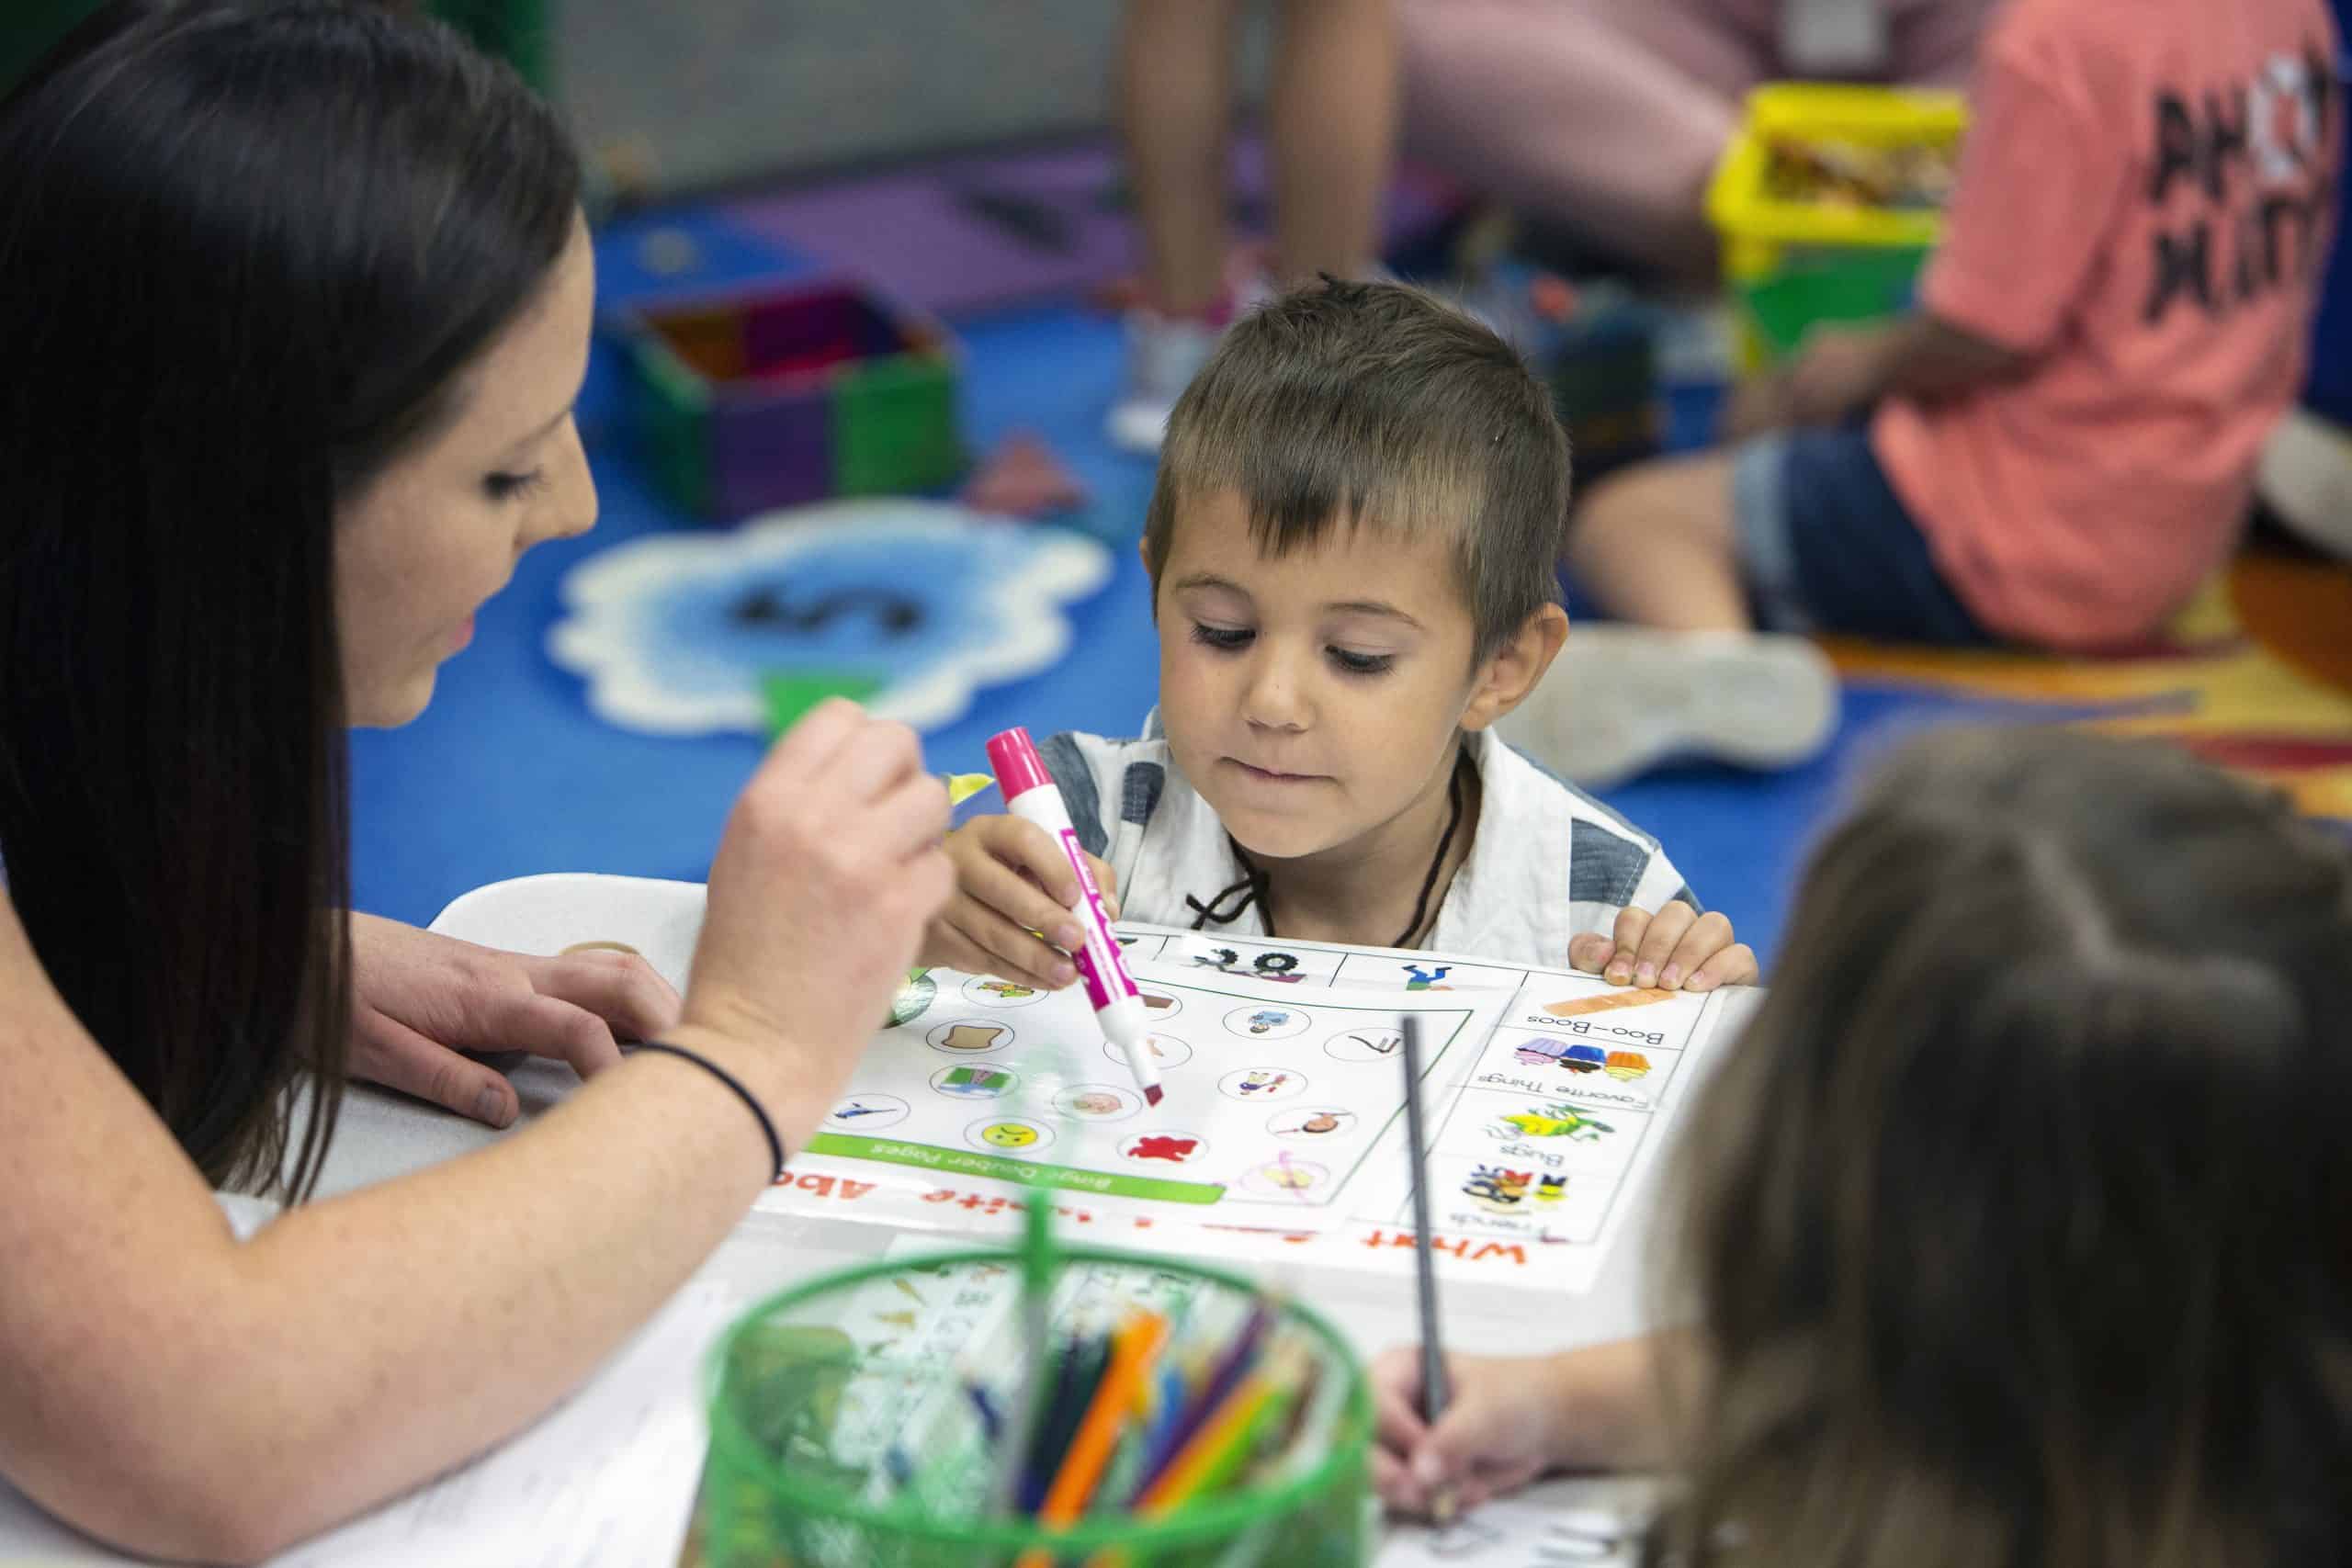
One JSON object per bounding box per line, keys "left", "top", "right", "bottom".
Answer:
{"left": 347, "top": 913, "right": 681, "bottom": 1128}
{"left": 675, "top": 700, "right": 954, "bottom": 1129}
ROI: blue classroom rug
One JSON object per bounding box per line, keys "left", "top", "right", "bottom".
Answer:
{"left": 362, "top": 178, "right": 2352, "bottom": 970}
{"left": 347, "top": 203, "right": 1877, "bottom": 968}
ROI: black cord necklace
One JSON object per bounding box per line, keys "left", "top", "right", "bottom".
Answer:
{"left": 1186, "top": 750, "right": 1470, "bottom": 951}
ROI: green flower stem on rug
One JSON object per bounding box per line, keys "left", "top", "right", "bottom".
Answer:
{"left": 761, "top": 669, "right": 887, "bottom": 736}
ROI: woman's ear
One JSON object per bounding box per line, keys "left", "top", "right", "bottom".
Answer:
{"left": 1462, "top": 603, "right": 1569, "bottom": 732}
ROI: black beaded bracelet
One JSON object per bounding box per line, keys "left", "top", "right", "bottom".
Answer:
{"left": 631, "top": 1041, "right": 786, "bottom": 1184}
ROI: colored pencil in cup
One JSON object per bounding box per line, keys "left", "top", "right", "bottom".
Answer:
{"left": 1014, "top": 1313, "right": 1171, "bottom": 1567}
{"left": 992, "top": 1195, "right": 1057, "bottom": 1514}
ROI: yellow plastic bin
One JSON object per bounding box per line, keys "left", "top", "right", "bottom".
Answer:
{"left": 1706, "top": 84, "right": 1968, "bottom": 369}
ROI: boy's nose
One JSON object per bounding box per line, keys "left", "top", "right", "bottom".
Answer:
{"left": 1240, "top": 649, "right": 1310, "bottom": 731}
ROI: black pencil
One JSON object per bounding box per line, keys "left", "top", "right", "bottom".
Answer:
{"left": 1398, "top": 1013, "right": 1455, "bottom": 1522}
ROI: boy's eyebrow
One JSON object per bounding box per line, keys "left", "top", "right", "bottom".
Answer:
{"left": 1170, "top": 573, "right": 1425, "bottom": 629}
{"left": 1324, "top": 598, "right": 1424, "bottom": 629}
{"left": 1169, "top": 571, "right": 1253, "bottom": 597}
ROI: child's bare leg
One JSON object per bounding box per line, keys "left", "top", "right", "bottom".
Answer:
{"left": 1397, "top": 0, "right": 1744, "bottom": 283}
{"left": 1118, "top": 0, "right": 1245, "bottom": 314}
{"left": 1269, "top": 0, "right": 1398, "bottom": 283}
{"left": 1566, "top": 453, "right": 1754, "bottom": 630}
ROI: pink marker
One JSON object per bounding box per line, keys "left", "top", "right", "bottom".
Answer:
{"left": 986, "top": 727, "right": 1162, "bottom": 1107}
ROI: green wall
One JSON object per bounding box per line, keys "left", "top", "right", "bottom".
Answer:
{"left": 3, "top": 2, "right": 548, "bottom": 97}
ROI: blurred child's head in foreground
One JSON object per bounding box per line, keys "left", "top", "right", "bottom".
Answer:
{"left": 1666, "top": 727, "right": 2352, "bottom": 1568}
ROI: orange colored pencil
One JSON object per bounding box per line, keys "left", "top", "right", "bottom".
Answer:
{"left": 1016, "top": 1312, "right": 1170, "bottom": 1566}
{"left": 1134, "top": 1369, "right": 1277, "bottom": 1516}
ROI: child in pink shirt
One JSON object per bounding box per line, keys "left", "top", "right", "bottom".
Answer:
{"left": 1523, "top": 0, "right": 2340, "bottom": 784}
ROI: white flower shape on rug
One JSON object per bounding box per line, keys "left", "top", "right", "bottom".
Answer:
{"left": 548, "top": 499, "right": 1113, "bottom": 736}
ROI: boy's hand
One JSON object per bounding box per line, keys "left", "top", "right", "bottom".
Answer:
{"left": 1569, "top": 903, "right": 1756, "bottom": 992}
{"left": 922, "top": 815, "right": 1122, "bottom": 990}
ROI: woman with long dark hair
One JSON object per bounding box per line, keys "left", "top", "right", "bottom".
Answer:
{"left": 0, "top": 4, "right": 952, "bottom": 1559}
{"left": 1375, "top": 729, "right": 2352, "bottom": 1568}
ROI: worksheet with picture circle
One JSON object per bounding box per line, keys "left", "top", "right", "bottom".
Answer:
{"left": 768, "top": 923, "right": 1740, "bottom": 1295}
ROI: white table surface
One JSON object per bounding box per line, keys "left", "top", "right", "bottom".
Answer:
{"left": 2, "top": 875, "right": 1723, "bottom": 1563}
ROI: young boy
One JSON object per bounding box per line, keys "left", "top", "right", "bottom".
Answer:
{"left": 1529, "top": 0, "right": 2341, "bottom": 783}
{"left": 924, "top": 279, "right": 1756, "bottom": 988}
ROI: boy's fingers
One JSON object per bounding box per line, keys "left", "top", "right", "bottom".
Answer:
{"left": 1630, "top": 902, "right": 1695, "bottom": 987}
{"left": 1658, "top": 910, "right": 1736, "bottom": 989}
{"left": 1688, "top": 942, "right": 1759, "bottom": 992}
{"left": 1085, "top": 852, "right": 1122, "bottom": 921}
{"left": 933, "top": 925, "right": 1027, "bottom": 988}
{"left": 945, "top": 904, "right": 1078, "bottom": 991}
{"left": 1566, "top": 933, "right": 1614, "bottom": 974}
{"left": 1604, "top": 908, "right": 1647, "bottom": 984}
{"left": 993, "top": 816, "right": 1084, "bottom": 909}
{"left": 963, "top": 854, "right": 1087, "bottom": 952}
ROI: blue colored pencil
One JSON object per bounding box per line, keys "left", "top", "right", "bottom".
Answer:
{"left": 967, "top": 1382, "right": 1003, "bottom": 1444}
{"left": 1130, "top": 1298, "right": 1272, "bottom": 1502}
{"left": 1021, "top": 1332, "right": 1109, "bottom": 1513}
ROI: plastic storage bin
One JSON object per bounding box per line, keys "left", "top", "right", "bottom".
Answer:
{"left": 608, "top": 276, "right": 966, "bottom": 520}
{"left": 1706, "top": 84, "right": 1967, "bottom": 368}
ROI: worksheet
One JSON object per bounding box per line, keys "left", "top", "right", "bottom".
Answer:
{"left": 760, "top": 924, "right": 1737, "bottom": 1293}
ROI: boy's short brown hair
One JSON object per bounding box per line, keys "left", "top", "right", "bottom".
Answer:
{"left": 1142, "top": 277, "right": 1569, "bottom": 662}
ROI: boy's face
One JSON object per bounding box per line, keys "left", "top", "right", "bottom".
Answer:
{"left": 1154, "top": 489, "right": 1500, "bottom": 863}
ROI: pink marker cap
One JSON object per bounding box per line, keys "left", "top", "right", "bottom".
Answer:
{"left": 985, "top": 726, "right": 1053, "bottom": 800}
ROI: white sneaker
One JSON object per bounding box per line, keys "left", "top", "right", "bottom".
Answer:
{"left": 2257, "top": 407, "right": 2352, "bottom": 561}
{"left": 1498, "top": 624, "right": 1840, "bottom": 786}
{"left": 1107, "top": 308, "right": 1224, "bottom": 454}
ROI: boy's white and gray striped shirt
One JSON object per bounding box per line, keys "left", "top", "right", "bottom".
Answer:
{"left": 1037, "top": 716, "right": 1698, "bottom": 971}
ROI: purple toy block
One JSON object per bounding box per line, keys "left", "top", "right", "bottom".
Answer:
{"left": 607, "top": 274, "right": 964, "bottom": 520}
{"left": 712, "top": 392, "right": 829, "bottom": 514}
